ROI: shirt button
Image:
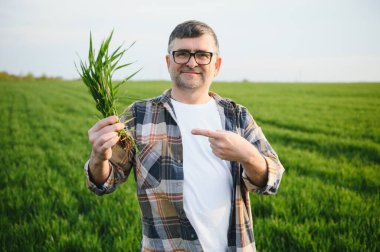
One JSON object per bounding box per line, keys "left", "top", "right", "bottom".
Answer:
{"left": 177, "top": 160, "right": 182, "bottom": 164}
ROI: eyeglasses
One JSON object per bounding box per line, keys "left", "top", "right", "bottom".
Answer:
{"left": 171, "top": 50, "right": 214, "bottom": 65}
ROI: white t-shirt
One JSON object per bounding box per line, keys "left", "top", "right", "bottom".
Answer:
{"left": 171, "top": 98, "right": 233, "bottom": 251}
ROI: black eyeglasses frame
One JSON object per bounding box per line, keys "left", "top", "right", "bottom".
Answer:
{"left": 171, "top": 50, "right": 214, "bottom": 65}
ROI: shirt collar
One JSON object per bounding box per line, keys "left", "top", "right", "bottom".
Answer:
{"left": 155, "top": 88, "right": 237, "bottom": 112}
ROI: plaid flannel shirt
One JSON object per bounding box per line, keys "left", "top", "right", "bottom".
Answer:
{"left": 85, "top": 89, "right": 285, "bottom": 251}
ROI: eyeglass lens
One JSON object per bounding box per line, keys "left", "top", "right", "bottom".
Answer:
{"left": 173, "top": 51, "right": 212, "bottom": 65}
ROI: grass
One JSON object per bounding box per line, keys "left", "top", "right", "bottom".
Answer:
{"left": 0, "top": 80, "right": 379, "bottom": 251}
{"left": 77, "top": 31, "right": 140, "bottom": 153}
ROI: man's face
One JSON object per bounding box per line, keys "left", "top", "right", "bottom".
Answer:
{"left": 166, "top": 34, "right": 222, "bottom": 91}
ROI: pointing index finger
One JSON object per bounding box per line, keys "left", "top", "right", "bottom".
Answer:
{"left": 191, "top": 129, "right": 219, "bottom": 138}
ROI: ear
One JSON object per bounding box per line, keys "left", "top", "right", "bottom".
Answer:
{"left": 165, "top": 54, "right": 171, "bottom": 69}
{"left": 213, "top": 56, "right": 222, "bottom": 77}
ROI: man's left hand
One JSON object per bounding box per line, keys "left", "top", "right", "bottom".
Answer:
{"left": 191, "top": 128, "right": 255, "bottom": 163}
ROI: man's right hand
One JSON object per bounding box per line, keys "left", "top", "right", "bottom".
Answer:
{"left": 87, "top": 115, "right": 125, "bottom": 185}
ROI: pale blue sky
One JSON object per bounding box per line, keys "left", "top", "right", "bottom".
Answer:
{"left": 1, "top": 0, "right": 379, "bottom": 82}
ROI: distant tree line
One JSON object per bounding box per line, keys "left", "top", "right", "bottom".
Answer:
{"left": 0, "top": 71, "right": 63, "bottom": 81}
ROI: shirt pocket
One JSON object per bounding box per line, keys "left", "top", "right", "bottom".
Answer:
{"left": 136, "top": 141, "right": 162, "bottom": 189}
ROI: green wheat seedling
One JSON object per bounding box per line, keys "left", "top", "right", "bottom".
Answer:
{"left": 76, "top": 31, "right": 140, "bottom": 154}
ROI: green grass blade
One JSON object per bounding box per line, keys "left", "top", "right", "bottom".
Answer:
{"left": 76, "top": 30, "right": 140, "bottom": 118}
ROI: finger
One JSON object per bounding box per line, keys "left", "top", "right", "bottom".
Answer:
{"left": 96, "top": 122, "right": 125, "bottom": 138}
{"left": 93, "top": 131, "right": 119, "bottom": 149}
{"left": 191, "top": 128, "right": 220, "bottom": 138}
{"left": 99, "top": 135, "right": 120, "bottom": 152}
{"left": 90, "top": 115, "right": 119, "bottom": 133}
{"left": 208, "top": 137, "right": 218, "bottom": 144}
{"left": 209, "top": 140, "right": 219, "bottom": 150}
{"left": 209, "top": 142, "right": 217, "bottom": 150}
{"left": 89, "top": 123, "right": 124, "bottom": 144}
{"left": 211, "top": 149, "right": 222, "bottom": 159}
{"left": 212, "top": 149, "right": 229, "bottom": 161}
{"left": 210, "top": 141, "right": 226, "bottom": 153}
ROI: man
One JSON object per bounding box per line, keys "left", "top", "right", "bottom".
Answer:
{"left": 85, "top": 20, "right": 284, "bottom": 251}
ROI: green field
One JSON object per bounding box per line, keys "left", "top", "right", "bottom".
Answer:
{"left": 0, "top": 80, "right": 379, "bottom": 251}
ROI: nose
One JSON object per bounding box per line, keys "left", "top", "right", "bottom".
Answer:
{"left": 186, "top": 54, "right": 198, "bottom": 68}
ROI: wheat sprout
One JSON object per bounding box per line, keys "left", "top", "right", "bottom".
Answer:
{"left": 76, "top": 31, "right": 140, "bottom": 154}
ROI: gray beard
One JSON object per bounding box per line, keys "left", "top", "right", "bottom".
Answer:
{"left": 173, "top": 74, "right": 205, "bottom": 90}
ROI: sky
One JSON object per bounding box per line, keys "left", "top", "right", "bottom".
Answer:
{"left": 0, "top": 0, "right": 379, "bottom": 82}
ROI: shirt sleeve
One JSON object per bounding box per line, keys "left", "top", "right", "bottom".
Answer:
{"left": 84, "top": 159, "right": 117, "bottom": 195}
{"left": 238, "top": 105, "right": 285, "bottom": 195}
{"left": 83, "top": 104, "right": 136, "bottom": 196}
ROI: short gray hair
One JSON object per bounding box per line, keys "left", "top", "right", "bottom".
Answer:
{"left": 167, "top": 20, "right": 219, "bottom": 53}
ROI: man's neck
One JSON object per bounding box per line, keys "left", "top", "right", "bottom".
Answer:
{"left": 171, "top": 86, "right": 211, "bottom": 104}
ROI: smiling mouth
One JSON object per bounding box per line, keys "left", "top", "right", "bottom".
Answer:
{"left": 181, "top": 71, "right": 200, "bottom": 75}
